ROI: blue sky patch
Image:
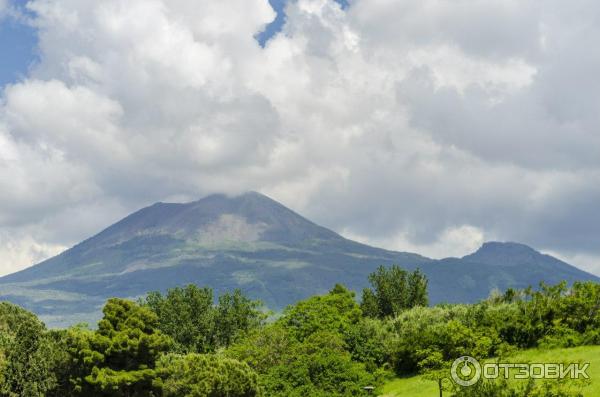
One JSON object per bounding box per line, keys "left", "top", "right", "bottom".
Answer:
{"left": 256, "top": 0, "right": 349, "bottom": 47}
{"left": 0, "top": 1, "right": 38, "bottom": 87}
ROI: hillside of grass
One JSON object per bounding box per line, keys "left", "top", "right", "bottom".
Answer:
{"left": 380, "top": 345, "right": 600, "bottom": 396}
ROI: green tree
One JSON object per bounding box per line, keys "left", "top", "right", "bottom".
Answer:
{"left": 226, "top": 285, "right": 388, "bottom": 397}
{"left": 260, "top": 331, "right": 379, "bottom": 397}
{"left": 344, "top": 318, "right": 391, "bottom": 369}
{"left": 359, "top": 288, "right": 379, "bottom": 319}
{"left": 386, "top": 305, "right": 500, "bottom": 374}
{"left": 142, "top": 285, "right": 265, "bottom": 353}
{"left": 408, "top": 269, "right": 429, "bottom": 308}
{"left": 155, "top": 353, "right": 262, "bottom": 397}
{"left": 215, "top": 289, "right": 266, "bottom": 348}
{"left": 282, "top": 284, "right": 361, "bottom": 341}
{"left": 143, "top": 285, "right": 215, "bottom": 353}
{"left": 225, "top": 324, "right": 300, "bottom": 374}
{"left": 0, "top": 302, "right": 58, "bottom": 397}
{"left": 67, "top": 298, "right": 172, "bottom": 396}
{"left": 361, "top": 265, "right": 429, "bottom": 319}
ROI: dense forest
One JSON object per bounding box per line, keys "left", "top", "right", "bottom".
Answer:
{"left": 1, "top": 265, "right": 599, "bottom": 396}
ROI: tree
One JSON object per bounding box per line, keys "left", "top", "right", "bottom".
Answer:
{"left": 143, "top": 285, "right": 215, "bottom": 353}
{"left": 225, "top": 324, "right": 299, "bottom": 374}
{"left": 259, "top": 331, "right": 379, "bottom": 397}
{"left": 67, "top": 298, "right": 172, "bottom": 396}
{"left": 282, "top": 284, "right": 361, "bottom": 341}
{"left": 359, "top": 289, "right": 379, "bottom": 319}
{"left": 142, "top": 285, "right": 265, "bottom": 353}
{"left": 156, "top": 353, "right": 262, "bottom": 397}
{"left": 215, "top": 290, "right": 267, "bottom": 348}
{"left": 422, "top": 367, "right": 452, "bottom": 397}
{"left": 344, "top": 318, "right": 391, "bottom": 369}
{"left": 226, "top": 285, "right": 388, "bottom": 397}
{"left": 408, "top": 269, "right": 429, "bottom": 308}
{"left": 361, "top": 265, "right": 429, "bottom": 319}
{"left": 0, "top": 302, "right": 59, "bottom": 397}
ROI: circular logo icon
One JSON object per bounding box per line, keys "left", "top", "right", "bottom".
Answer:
{"left": 451, "top": 356, "right": 482, "bottom": 387}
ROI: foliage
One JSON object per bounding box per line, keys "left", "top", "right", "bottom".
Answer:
{"left": 4, "top": 277, "right": 600, "bottom": 397}
{"left": 214, "top": 289, "right": 267, "bottom": 348}
{"left": 244, "top": 330, "right": 383, "bottom": 397}
{"left": 155, "top": 353, "right": 262, "bottom": 397}
{"left": 344, "top": 317, "right": 392, "bottom": 369}
{"left": 142, "top": 285, "right": 266, "bottom": 353}
{"left": 225, "top": 323, "right": 297, "bottom": 374}
{"left": 227, "top": 285, "right": 389, "bottom": 396}
{"left": 386, "top": 305, "right": 502, "bottom": 373}
{"left": 282, "top": 283, "right": 361, "bottom": 341}
{"left": 143, "top": 285, "right": 214, "bottom": 353}
{"left": 0, "top": 302, "right": 59, "bottom": 397}
{"left": 451, "top": 377, "right": 584, "bottom": 397}
{"left": 381, "top": 281, "right": 600, "bottom": 377}
{"left": 361, "top": 266, "right": 429, "bottom": 319}
{"left": 65, "top": 298, "right": 172, "bottom": 396}
{"left": 381, "top": 345, "right": 600, "bottom": 397}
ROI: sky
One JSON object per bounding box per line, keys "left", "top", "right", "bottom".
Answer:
{"left": 1, "top": 0, "right": 600, "bottom": 276}
{"left": 0, "top": 0, "right": 37, "bottom": 87}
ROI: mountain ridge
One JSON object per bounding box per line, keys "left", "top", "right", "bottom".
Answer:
{"left": 0, "top": 192, "right": 597, "bottom": 327}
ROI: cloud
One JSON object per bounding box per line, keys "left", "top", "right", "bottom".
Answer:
{"left": 0, "top": 0, "right": 28, "bottom": 21}
{"left": 1, "top": 0, "right": 600, "bottom": 275}
{"left": 343, "top": 224, "right": 488, "bottom": 261}
{"left": 0, "top": 231, "right": 65, "bottom": 275}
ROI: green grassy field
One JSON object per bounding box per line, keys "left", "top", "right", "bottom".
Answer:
{"left": 380, "top": 345, "right": 600, "bottom": 397}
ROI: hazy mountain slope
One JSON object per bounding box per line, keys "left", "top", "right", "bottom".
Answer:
{"left": 0, "top": 192, "right": 597, "bottom": 327}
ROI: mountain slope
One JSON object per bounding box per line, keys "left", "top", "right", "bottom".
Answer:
{"left": 0, "top": 192, "right": 597, "bottom": 327}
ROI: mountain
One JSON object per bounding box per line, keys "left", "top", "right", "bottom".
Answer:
{"left": 0, "top": 192, "right": 597, "bottom": 327}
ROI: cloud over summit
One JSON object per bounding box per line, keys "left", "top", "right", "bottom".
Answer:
{"left": 1, "top": 0, "right": 599, "bottom": 275}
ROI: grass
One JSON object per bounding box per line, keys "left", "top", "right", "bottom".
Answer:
{"left": 379, "top": 345, "right": 600, "bottom": 397}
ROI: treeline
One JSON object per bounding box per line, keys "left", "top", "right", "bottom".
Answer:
{"left": 1, "top": 265, "right": 599, "bottom": 396}
{"left": 0, "top": 290, "right": 264, "bottom": 397}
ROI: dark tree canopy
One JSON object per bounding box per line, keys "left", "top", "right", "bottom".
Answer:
{"left": 142, "top": 285, "right": 266, "bottom": 353}
{"left": 361, "top": 265, "right": 429, "bottom": 319}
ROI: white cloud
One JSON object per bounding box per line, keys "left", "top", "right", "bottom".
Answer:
{"left": 343, "top": 225, "right": 488, "bottom": 260}
{"left": 551, "top": 252, "right": 600, "bottom": 277}
{"left": 1, "top": 0, "right": 600, "bottom": 274}
{"left": 0, "top": 231, "right": 66, "bottom": 276}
